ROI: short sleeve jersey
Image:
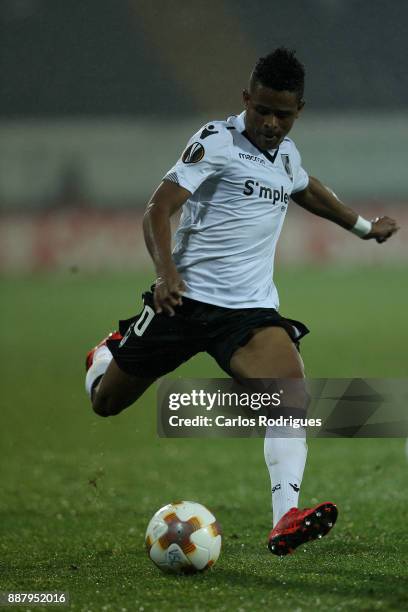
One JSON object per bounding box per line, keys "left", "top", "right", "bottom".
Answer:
{"left": 163, "top": 111, "right": 309, "bottom": 309}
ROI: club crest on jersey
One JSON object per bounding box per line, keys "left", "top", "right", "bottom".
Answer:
{"left": 281, "top": 154, "right": 293, "bottom": 181}
{"left": 182, "top": 142, "right": 205, "bottom": 164}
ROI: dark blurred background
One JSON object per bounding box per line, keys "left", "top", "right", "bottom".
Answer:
{"left": 0, "top": 0, "right": 406, "bottom": 270}
{"left": 2, "top": 0, "right": 407, "bottom": 116}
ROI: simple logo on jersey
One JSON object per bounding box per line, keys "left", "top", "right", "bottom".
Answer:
{"left": 281, "top": 154, "right": 293, "bottom": 180}
{"left": 239, "top": 153, "right": 266, "bottom": 166}
{"left": 200, "top": 124, "right": 219, "bottom": 140}
{"left": 182, "top": 142, "right": 205, "bottom": 164}
{"left": 289, "top": 483, "right": 300, "bottom": 492}
{"left": 243, "top": 179, "right": 290, "bottom": 205}
{"left": 272, "top": 484, "right": 281, "bottom": 494}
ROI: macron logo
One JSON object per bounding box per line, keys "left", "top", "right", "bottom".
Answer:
{"left": 239, "top": 153, "right": 266, "bottom": 166}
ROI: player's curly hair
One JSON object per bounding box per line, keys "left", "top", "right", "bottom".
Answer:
{"left": 250, "top": 47, "right": 305, "bottom": 100}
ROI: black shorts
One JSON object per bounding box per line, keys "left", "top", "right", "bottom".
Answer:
{"left": 107, "top": 288, "right": 309, "bottom": 378}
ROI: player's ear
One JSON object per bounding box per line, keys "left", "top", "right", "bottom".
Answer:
{"left": 242, "top": 89, "right": 250, "bottom": 108}
{"left": 297, "top": 99, "right": 305, "bottom": 116}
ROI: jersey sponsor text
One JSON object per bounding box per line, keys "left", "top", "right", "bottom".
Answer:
{"left": 243, "top": 180, "right": 290, "bottom": 204}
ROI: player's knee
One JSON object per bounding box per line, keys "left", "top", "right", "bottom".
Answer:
{"left": 286, "top": 363, "right": 305, "bottom": 379}
{"left": 276, "top": 352, "right": 306, "bottom": 380}
{"left": 92, "top": 391, "right": 123, "bottom": 418}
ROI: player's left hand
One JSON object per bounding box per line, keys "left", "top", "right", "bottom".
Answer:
{"left": 364, "top": 216, "right": 400, "bottom": 243}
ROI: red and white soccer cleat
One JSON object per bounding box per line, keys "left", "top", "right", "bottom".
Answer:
{"left": 268, "top": 502, "right": 338, "bottom": 556}
{"left": 85, "top": 331, "right": 122, "bottom": 371}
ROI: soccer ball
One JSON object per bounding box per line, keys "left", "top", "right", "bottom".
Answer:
{"left": 145, "top": 501, "right": 222, "bottom": 573}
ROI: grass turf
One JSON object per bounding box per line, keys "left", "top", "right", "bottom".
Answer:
{"left": 1, "top": 266, "right": 408, "bottom": 611}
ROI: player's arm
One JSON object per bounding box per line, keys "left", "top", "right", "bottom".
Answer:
{"left": 143, "top": 180, "right": 191, "bottom": 316}
{"left": 291, "top": 176, "right": 399, "bottom": 243}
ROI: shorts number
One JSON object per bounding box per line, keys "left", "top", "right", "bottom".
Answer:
{"left": 134, "top": 304, "right": 155, "bottom": 337}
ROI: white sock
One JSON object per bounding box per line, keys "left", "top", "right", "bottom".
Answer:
{"left": 85, "top": 345, "right": 112, "bottom": 397}
{"left": 264, "top": 426, "right": 308, "bottom": 526}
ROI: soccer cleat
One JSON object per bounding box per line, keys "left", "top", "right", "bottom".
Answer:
{"left": 85, "top": 331, "right": 122, "bottom": 397}
{"left": 85, "top": 331, "right": 122, "bottom": 371}
{"left": 268, "top": 502, "right": 338, "bottom": 556}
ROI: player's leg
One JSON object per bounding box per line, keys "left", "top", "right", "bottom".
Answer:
{"left": 229, "top": 325, "right": 305, "bottom": 379}
{"left": 85, "top": 292, "right": 205, "bottom": 418}
{"left": 230, "top": 326, "right": 307, "bottom": 524}
{"left": 85, "top": 332, "right": 155, "bottom": 417}
{"left": 92, "top": 358, "right": 155, "bottom": 417}
{"left": 229, "top": 325, "right": 337, "bottom": 555}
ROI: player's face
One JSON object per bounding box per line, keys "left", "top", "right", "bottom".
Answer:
{"left": 243, "top": 84, "right": 304, "bottom": 150}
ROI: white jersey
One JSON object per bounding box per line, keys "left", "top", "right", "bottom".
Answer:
{"left": 163, "top": 111, "right": 309, "bottom": 309}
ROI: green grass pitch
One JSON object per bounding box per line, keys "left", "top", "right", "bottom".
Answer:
{"left": 1, "top": 266, "right": 408, "bottom": 611}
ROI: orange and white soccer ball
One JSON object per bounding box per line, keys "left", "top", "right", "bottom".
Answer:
{"left": 145, "top": 501, "right": 222, "bottom": 573}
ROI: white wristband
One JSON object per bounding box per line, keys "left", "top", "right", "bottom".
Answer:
{"left": 351, "top": 215, "right": 372, "bottom": 237}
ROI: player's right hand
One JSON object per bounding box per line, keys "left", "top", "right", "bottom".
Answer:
{"left": 153, "top": 268, "right": 186, "bottom": 316}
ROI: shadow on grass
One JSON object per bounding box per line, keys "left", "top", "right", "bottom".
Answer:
{"left": 209, "top": 563, "right": 406, "bottom": 608}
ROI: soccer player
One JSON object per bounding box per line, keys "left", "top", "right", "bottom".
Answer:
{"left": 85, "top": 48, "right": 398, "bottom": 555}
